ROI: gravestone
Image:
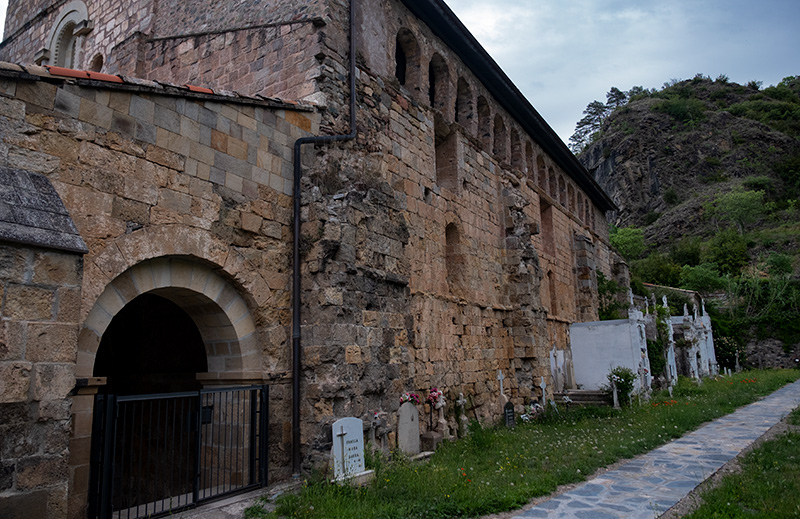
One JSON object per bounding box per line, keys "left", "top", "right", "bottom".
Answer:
{"left": 456, "top": 392, "right": 469, "bottom": 437}
{"left": 331, "top": 417, "right": 366, "bottom": 480}
{"left": 539, "top": 376, "right": 547, "bottom": 407}
{"left": 503, "top": 401, "right": 515, "bottom": 428}
{"left": 397, "top": 402, "right": 420, "bottom": 455}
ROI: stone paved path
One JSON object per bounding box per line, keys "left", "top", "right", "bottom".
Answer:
{"left": 511, "top": 379, "right": 800, "bottom": 519}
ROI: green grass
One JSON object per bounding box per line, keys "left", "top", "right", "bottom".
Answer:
{"left": 686, "top": 406, "right": 800, "bottom": 518}
{"left": 246, "top": 370, "right": 800, "bottom": 519}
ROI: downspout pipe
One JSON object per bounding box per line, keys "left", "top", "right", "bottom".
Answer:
{"left": 291, "top": 0, "right": 358, "bottom": 476}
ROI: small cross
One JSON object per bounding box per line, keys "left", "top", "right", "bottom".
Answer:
{"left": 497, "top": 370, "right": 505, "bottom": 395}
{"left": 456, "top": 392, "right": 467, "bottom": 408}
{"left": 539, "top": 376, "right": 547, "bottom": 392}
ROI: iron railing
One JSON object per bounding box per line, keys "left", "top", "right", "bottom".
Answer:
{"left": 88, "top": 385, "right": 268, "bottom": 519}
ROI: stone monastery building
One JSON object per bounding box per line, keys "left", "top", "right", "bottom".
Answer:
{"left": 0, "top": 0, "right": 620, "bottom": 517}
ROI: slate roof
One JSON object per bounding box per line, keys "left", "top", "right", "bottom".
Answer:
{"left": 0, "top": 166, "right": 88, "bottom": 254}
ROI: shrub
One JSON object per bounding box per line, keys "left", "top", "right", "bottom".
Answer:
{"left": 702, "top": 229, "right": 749, "bottom": 275}
{"left": 631, "top": 252, "right": 681, "bottom": 286}
{"left": 679, "top": 263, "right": 726, "bottom": 295}
{"left": 610, "top": 226, "right": 646, "bottom": 261}
{"left": 654, "top": 97, "right": 707, "bottom": 125}
{"left": 604, "top": 366, "right": 636, "bottom": 405}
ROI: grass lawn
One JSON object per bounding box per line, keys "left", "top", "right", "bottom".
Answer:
{"left": 685, "top": 405, "right": 800, "bottom": 518}
{"left": 246, "top": 370, "right": 800, "bottom": 519}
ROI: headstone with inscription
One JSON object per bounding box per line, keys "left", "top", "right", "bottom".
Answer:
{"left": 503, "top": 401, "right": 515, "bottom": 428}
{"left": 397, "top": 402, "right": 420, "bottom": 455}
{"left": 331, "top": 417, "right": 366, "bottom": 480}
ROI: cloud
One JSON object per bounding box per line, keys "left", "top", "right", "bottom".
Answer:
{"left": 444, "top": 0, "right": 800, "bottom": 142}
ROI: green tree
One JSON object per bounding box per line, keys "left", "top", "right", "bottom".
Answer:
{"left": 679, "top": 263, "right": 725, "bottom": 295}
{"left": 569, "top": 100, "right": 610, "bottom": 153}
{"left": 702, "top": 228, "right": 748, "bottom": 275}
{"left": 631, "top": 252, "right": 681, "bottom": 287}
{"left": 606, "top": 87, "right": 627, "bottom": 110}
{"left": 708, "top": 188, "right": 765, "bottom": 232}
{"left": 609, "top": 226, "right": 646, "bottom": 261}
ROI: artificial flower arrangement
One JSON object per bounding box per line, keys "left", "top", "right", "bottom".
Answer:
{"left": 427, "top": 387, "right": 443, "bottom": 404}
{"left": 399, "top": 392, "right": 420, "bottom": 405}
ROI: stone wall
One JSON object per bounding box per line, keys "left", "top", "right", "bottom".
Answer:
{"left": 0, "top": 242, "right": 82, "bottom": 519}
{"left": 0, "top": 68, "right": 318, "bottom": 515}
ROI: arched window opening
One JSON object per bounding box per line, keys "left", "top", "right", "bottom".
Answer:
{"left": 493, "top": 115, "right": 508, "bottom": 162}
{"left": 89, "top": 53, "right": 104, "bottom": 72}
{"left": 54, "top": 22, "right": 78, "bottom": 68}
{"left": 395, "top": 37, "right": 407, "bottom": 85}
{"left": 445, "top": 223, "right": 466, "bottom": 296}
{"left": 537, "top": 155, "right": 546, "bottom": 188}
{"left": 45, "top": 1, "right": 92, "bottom": 69}
{"left": 477, "top": 96, "right": 491, "bottom": 149}
{"left": 510, "top": 130, "right": 523, "bottom": 172}
{"left": 455, "top": 78, "right": 473, "bottom": 130}
{"left": 540, "top": 200, "right": 555, "bottom": 257}
{"left": 548, "top": 168, "right": 557, "bottom": 197}
{"left": 558, "top": 176, "right": 566, "bottom": 206}
{"left": 428, "top": 53, "right": 450, "bottom": 115}
{"left": 525, "top": 142, "right": 535, "bottom": 179}
{"left": 395, "top": 29, "right": 420, "bottom": 93}
{"left": 568, "top": 184, "right": 575, "bottom": 213}
{"left": 577, "top": 193, "right": 585, "bottom": 221}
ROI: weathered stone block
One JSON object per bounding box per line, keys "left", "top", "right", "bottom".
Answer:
{"left": 31, "top": 364, "right": 74, "bottom": 401}
{"left": 25, "top": 323, "right": 78, "bottom": 363}
{"left": 16, "top": 456, "right": 68, "bottom": 491}
{"left": 0, "top": 362, "right": 32, "bottom": 403}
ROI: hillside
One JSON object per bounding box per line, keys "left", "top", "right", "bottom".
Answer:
{"left": 579, "top": 76, "right": 800, "bottom": 249}
{"left": 574, "top": 75, "right": 800, "bottom": 362}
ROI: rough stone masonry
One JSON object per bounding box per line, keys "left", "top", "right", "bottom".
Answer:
{"left": 0, "top": 0, "right": 622, "bottom": 517}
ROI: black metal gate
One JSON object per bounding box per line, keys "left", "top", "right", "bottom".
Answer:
{"left": 88, "top": 385, "right": 268, "bottom": 519}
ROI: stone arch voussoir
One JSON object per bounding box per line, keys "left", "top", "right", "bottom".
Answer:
{"left": 78, "top": 226, "right": 268, "bottom": 381}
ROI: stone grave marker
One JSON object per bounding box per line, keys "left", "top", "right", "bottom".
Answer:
{"left": 539, "top": 376, "right": 547, "bottom": 407}
{"left": 456, "top": 392, "right": 469, "bottom": 437}
{"left": 503, "top": 401, "right": 515, "bottom": 428}
{"left": 397, "top": 402, "right": 420, "bottom": 455}
{"left": 331, "top": 417, "right": 365, "bottom": 480}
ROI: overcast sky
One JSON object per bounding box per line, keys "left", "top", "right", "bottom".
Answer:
{"left": 443, "top": 0, "right": 800, "bottom": 142}
{"left": 2, "top": 0, "right": 798, "bottom": 143}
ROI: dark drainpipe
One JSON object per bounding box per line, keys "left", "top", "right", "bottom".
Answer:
{"left": 291, "top": 0, "right": 358, "bottom": 476}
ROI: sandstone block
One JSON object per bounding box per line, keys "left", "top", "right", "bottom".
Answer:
{"left": 3, "top": 285, "right": 54, "bottom": 320}
{"left": 32, "top": 364, "right": 74, "bottom": 401}
{"left": 0, "top": 361, "right": 32, "bottom": 403}
{"left": 16, "top": 456, "right": 68, "bottom": 491}
{"left": 24, "top": 323, "right": 78, "bottom": 363}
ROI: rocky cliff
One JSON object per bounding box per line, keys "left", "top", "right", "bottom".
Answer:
{"left": 579, "top": 77, "right": 800, "bottom": 247}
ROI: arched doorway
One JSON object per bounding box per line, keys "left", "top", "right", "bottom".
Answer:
{"left": 82, "top": 258, "right": 268, "bottom": 519}
{"left": 94, "top": 292, "right": 208, "bottom": 395}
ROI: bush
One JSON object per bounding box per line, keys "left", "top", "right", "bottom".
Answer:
{"left": 679, "top": 263, "right": 726, "bottom": 295}
{"left": 654, "top": 97, "right": 707, "bottom": 125}
{"left": 604, "top": 366, "right": 636, "bottom": 405}
{"left": 610, "top": 226, "right": 646, "bottom": 261}
{"left": 631, "top": 252, "right": 681, "bottom": 286}
{"left": 702, "top": 229, "right": 749, "bottom": 275}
